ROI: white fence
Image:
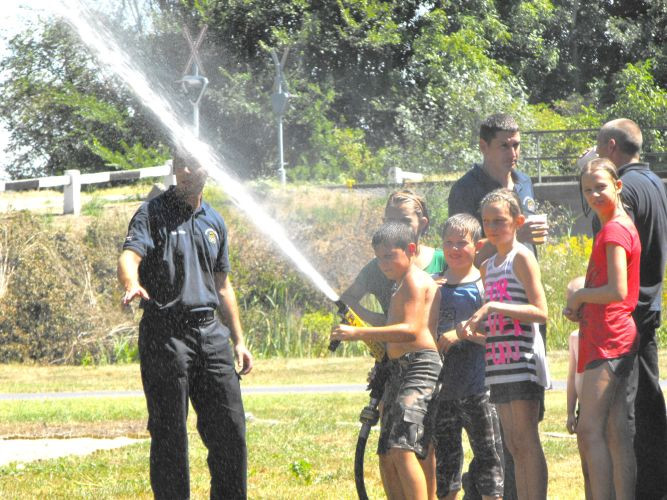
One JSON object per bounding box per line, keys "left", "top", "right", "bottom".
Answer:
{"left": 0, "top": 161, "right": 175, "bottom": 215}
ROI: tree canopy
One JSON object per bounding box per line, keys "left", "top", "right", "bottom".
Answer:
{"left": 1, "top": 0, "right": 666, "bottom": 180}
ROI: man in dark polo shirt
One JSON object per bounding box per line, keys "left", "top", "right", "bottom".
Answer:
{"left": 118, "top": 149, "right": 253, "bottom": 499}
{"left": 449, "top": 113, "right": 547, "bottom": 256}
{"left": 594, "top": 118, "right": 667, "bottom": 500}
{"left": 448, "top": 113, "right": 548, "bottom": 500}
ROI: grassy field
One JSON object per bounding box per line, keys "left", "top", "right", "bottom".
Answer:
{"left": 2, "top": 356, "right": 666, "bottom": 498}
{"left": 1, "top": 352, "right": 666, "bottom": 393}
{"left": 0, "top": 392, "right": 581, "bottom": 498}
{"left": 0, "top": 352, "right": 577, "bottom": 393}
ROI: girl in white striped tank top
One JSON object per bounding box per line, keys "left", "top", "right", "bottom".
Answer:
{"left": 483, "top": 244, "right": 550, "bottom": 387}
{"left": 461, "top": 188, "right": 549, "bottom": 500}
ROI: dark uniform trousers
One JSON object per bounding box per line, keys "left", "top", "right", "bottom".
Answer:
{"left": 628, "top": 308, "right": 667, "bottom": 500}
{"left": 139, "top": 311, "right": 247, "bottom": 500}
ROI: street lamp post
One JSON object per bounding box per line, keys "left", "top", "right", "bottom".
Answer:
{"left": 270, "top": 48, "right": 290, "bottom": 185}
{"left": 177, "top": 65, "right": 208, "bottom": 139}
{"left": 178, "top": 25, "right": 209, "bottom": 139}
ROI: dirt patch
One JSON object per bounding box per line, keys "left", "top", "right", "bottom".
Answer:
{"left": 0, "top": 421, "right": 150, "bottom": 466}
{"left": 0, "top": 420, "right": 149, "bottom": 440}
{"left": 0, "top": 436, "right": 146, "bottom": 466}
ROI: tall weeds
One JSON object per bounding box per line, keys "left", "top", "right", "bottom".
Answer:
{"left": 1, "top": 186, "right": 665, "bottom": 365}
{"left": 539, "top": 235, "right": 592, "bottom": 348}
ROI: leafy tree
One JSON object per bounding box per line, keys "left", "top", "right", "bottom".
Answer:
{"left": 0, "top": 20, "right": 168, "bottom": 178}
{"left": 607, "top": 60, "right": 667, "bottom": 152}
{"left": 394, "top": 7, "right": 525, "bottom": 172}
{"left": 2, "top": 0, "right": 666, "bottom": 181}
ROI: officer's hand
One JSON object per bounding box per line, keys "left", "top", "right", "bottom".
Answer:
{"left": 517, "top": 219, "right": 549, "bottom": 246}
{"left": 122, "top": 284, "right": 150, "bottom": 305}
{"left": 235, "top": 344, "right": 253, "bottom": 375}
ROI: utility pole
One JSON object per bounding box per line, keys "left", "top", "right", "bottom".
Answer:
{"left": 270, "top": 48, "right": 290, "bottom": 185}
{"left": 178, "top": 25, "right": 209, "bottom": 139}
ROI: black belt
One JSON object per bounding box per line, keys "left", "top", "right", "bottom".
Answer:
{"left": 144, "top": 307, "right": 216, "bottom": 325}
{"left": 182, "top": 309, "right": 216, "bottom": 325}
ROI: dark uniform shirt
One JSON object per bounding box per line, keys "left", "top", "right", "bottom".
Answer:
{"left": 448, "top": 163, "right": 538, "bottom": 255}
{"left": 592, "top": 162, "right": 667, "bottom": 311}
{"left": 122, "top": 186, "right": 230, "bottom": 312}
{"left": 448, "top": 163, "right": 537, "bottom": 229}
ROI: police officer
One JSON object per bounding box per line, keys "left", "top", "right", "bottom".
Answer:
{"left": 118, "top": 149, "right": 253, "bottom": 499}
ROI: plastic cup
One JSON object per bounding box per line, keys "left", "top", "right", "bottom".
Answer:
{"left": 576, "top": 147, "right": 598, "bottom": 170}
{"left": 525, "top": 214, "right": 548, "bottom": 244}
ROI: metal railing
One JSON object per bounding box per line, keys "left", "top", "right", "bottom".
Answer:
{"left": 0, "top": 161, "right": 174, "bottom": 215}
{"left": 523, "top": 127, "right": 667, "bottom": 182}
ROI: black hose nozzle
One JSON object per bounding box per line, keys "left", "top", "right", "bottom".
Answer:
{"left": 328, "top": 299, "right": 349, "bottom": 352}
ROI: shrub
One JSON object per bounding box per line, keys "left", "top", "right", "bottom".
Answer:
{"left": 539, "top": 235, "right": 592, "bottom": 349}
{"left": 0, "top": 210, "right": 134, "bottom": 364}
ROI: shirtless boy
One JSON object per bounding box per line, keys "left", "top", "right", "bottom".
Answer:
{"left": 331, "top": 221, "right": 442, "bottom": 500}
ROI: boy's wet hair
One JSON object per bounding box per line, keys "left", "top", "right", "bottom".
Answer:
{"left": 385, "top": 189, "right": 430, "bottom": 236}
{"left": 479, "top": 113, "right": 519, "bottom": 143}
{"left": 372, "top": 221, "right": 417, "bottom": 251}
{"left": 480, "top": 188, "right": 522, "bottom": 219}
{"left": 442, "top": 213, "right": 482, "bottom": 243}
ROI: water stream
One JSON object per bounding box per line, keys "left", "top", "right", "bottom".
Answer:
{"left": 55, "top": 1, "right": 340, "bottom": 303}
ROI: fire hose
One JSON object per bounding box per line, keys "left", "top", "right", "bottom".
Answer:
{"left": 329, "top": 300, "right": 387, "bottom": 499}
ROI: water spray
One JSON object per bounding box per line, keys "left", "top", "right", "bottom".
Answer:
{"left": 56, "top": 0, "right": 340, "bottom": 305}
{"left": 54, "top": 7, "right": 386, "bottom": 496}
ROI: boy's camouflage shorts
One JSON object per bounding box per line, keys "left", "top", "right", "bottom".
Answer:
{"left": 377, "top": 349, "right": 441, "bottom": 460}
{"left": 432, "top": 392, "right": 504, "bottom": 497}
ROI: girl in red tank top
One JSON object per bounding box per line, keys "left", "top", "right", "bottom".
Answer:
{"left": 564, "top": 158, "right": 640, "bottom": 500}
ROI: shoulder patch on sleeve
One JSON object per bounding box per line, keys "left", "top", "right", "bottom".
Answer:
{"left": 205, "top": 228, "right": 219, "bottom": 246}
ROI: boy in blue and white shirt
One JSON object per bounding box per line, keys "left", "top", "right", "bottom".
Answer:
{"left": 432, "top": 213, "right": 503, "bottom": 500}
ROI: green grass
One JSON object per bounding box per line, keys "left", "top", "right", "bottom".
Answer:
{"left": 1, "top": 352, "right": 665, "bottom": 393}
{"left": 4, "top": 358, "right": 665, "bottom": 498}
{"left": 0, "top": 392, "right": 586, "bottom": 499}
{"left": 0, "top": 398, "right": 146, "bottom": 424}
{"left": 0, "top": 357, "right": 376, "bottom": 393}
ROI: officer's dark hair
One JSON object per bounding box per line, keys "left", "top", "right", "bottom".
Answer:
{"left": 172, "top": 149, "right": 202, "bottom": 170}
{"left": 442, "top": 213, "right": 482, "bottom": 243}
{"left": 479, "top": 113, "right": 519, "bottom": 143}
{"left": 598, "top": 118, "right": 642, "bottom": 156}
{"left": 372, "top": 221, "right": 416, "bottom": 251}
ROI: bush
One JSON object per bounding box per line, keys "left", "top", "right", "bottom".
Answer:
{"left": 2, "top": 184, "right": 665, "bottom": 365}
{"left": 0, "top": 210, "right": 135, "bottom": 364}
{"left": 539, "top": 235, "right": 592, "bottom": 349}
